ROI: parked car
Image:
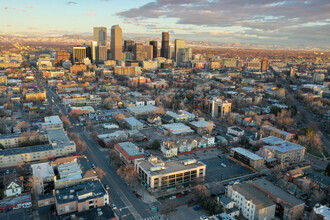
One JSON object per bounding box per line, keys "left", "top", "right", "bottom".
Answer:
{"left": 133, "top": 191, "right": 142, "bottom": 199}
{"left": 176, "top": 193, "right": 184, "bottom": 198}
{"left": 104, "top": 184, "right": 110, "bottom": 190}
{"left": 193, "top": 205, "right": 201, "bottom": 211}
{"left": 111, "top": 204, "right": 117, "bottom": 210}
{"left": 169, "top": 195, "right": 176, "bottom": 200}
{"left": 91, "top": 164, "right": 96, "bottom": 169}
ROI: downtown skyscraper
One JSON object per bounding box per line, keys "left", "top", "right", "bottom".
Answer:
{"left": 93, "top": 27, "right": 107, "bottom": 63}
{"left": 111, "top": 25, "right": 123, "bottom": 61}
{"left": 161, "top": 32, "right": 170, "bottom": 59}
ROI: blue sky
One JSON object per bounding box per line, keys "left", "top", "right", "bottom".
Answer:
{"left": 1, "top": 0, "right": 330, "bottom": 48}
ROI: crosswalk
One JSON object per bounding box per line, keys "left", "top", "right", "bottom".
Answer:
{"left": 143, "top": 216, "right": 159, "bottom": 220}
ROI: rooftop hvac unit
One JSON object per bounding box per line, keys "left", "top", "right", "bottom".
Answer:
{"left": 183, "top": 159, "right": 197, "bottom": 165}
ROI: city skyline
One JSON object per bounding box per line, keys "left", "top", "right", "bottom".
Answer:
{"left": 1, "top": 0, "right": 330, "bottom": 49}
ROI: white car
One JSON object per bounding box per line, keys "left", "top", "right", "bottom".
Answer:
{"left": 169, "top": 196, "right": 176, "bottom": 200}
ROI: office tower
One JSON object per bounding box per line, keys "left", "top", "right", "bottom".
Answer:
{"left": 111, "top": 25, "right": 123, "bottom": 61}
{"left": 94, "top": 27, "right": 107, "bottom": 46}
{"left": 149, "top": 41, "right": 158, "bottom": 59}
{"left": 72, "top": 47, "right": 87, "bottom": 64}
{"left": 56, "top": 50, "right": 70, "bottom": 61}
{"left": 133, "top": 43, "right": 153, "bottom": 61}
{"left": 177, "top": 48, "right": 192, "bottom": 67}
{"left": 161, "top": 32, "right": 169, "bottom": 59}
{"left": 261, "top": 58, "right": 269, "bottom": 72}
{"left": 124, "top": 40, "right": 134, "bottom": 52}
{"left": 174, "top": 39, "right": 185, "bottom": 62}
{"left": 91, "top": 41, "right": 98, "bottom": 63}
{"left": 85, "top": 45, "right": 92, "bottom": 60}
{"left": 93, "top": 27, "right": 107, "bottom": 63}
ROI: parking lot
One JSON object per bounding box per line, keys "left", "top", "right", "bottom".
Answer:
{"left": 201, "top": 156, "right": 254, "bottom": 183}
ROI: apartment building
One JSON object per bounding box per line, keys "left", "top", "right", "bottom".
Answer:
{"left": 62, "top": 95, "right": 102, "bottom": 107}
{"left": 55, "top": 180, "right": 109, "bottom": 215}
{"left": 261, "top": 126, "right": 295, "bottom": 141}
{"left": 0, "top": 117, "right": 76, "bottom": 168}
{"left": 227, "top": 183, "right": 276, "bottom": 220}
{"left": 230, "top": 147, "right": 264, "bottom": 170}
{"left": 0, "top": 132, "right": 48, "bottom": 148}
{"left": 261, "top": 136, "right": 305, "bottom": 165}
{"left": 252, "top": 179, "right": 305, "bottom": 220}
{"left": 134, "top": 157, "right": 206, "bottom": 196}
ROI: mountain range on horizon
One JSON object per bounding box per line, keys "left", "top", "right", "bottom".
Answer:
{"left": 0, "top": 34, "right": 328, "bottom": 52}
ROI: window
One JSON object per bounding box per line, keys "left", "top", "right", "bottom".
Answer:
{"left": 65, "top": 205, "right": 69, "bottom": 212}
{"left": 60, "top": 207, "right": 64, "bottom": 213}
{"left": 70, "top": 204, "right": 74, "bottom": 211}
{"left": 40, "top": 202, "right": 43, "bottom": 207}
{"left": 82, "top": 204, "right": 86, "bottom": 211}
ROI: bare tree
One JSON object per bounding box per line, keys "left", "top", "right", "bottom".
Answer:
{"left": 95, "top": 167, "right": 106, "bottom": 179}
{"left": 16, "top": 121, "right": 30, "bottom": 132}
{"left": 117, "top": 165, "right": 139, "bottom": 186}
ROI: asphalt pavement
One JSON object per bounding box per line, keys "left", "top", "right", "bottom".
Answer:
{"left": 37, "top": 77, "right": 158, "bottom": 220}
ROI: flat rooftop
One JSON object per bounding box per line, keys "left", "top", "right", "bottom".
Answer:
{"left": 233, "top": 183, "right": 275, "bottom": 209}
{"left": 162, "top": 123, "right": 194, "bottom": 134}
{"left": 31, "top": 162, "right": 55, "bottom": 179}
{"left": 43, "top": 116, "right": 62, "bottom": 125}
{"left": 46, "top": 128, "right": 72, "bottom": 147}
{"left": 262, "top": 136, "right": 304, "bottom": 152}
{"left": 125, "top": 117, "right": 143, "bottom": 126}
{"left": 55, "top": 180, "right": 106, "bottom": 205}
{"left": 116, "top": 142, "right": 145, "bottom": 157}
{"left": 0, "top": 144, "right": 54, "bottom": 157}
{"left": 189, "top": 120, "right": 212, "bottom": 128}
{"left": 127, "top": 105, "right": 158, "bottom": 114}
{"left": 138, "top": 158, "right": 206, "bottom": 176}
{"left": 232, "top": 147, "right": 263, "bottom": 161}
{"left": 252, "top": 179, "right": 304, "bottom": 207}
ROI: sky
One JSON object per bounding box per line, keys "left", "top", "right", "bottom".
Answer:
{"left": 1, "top": 0, "right": 330, "bottom": 48}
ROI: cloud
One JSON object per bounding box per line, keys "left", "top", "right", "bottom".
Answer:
{"left": 89, "top": 9, "right": 96, "bottom": 11}
{"left": 67, "top": 1, "right": 77, "bottom": 4}
{"left": 3, "top": 5, "right": 9, "bottom": 10}
{"left": 83, "top": 13, "right": 96, "bottom": 16}
{"left": 116, "top": 0, "right": 330, "bottom": 47}
{"left": 26, "top": 6, "right": 36, "bottom": 9}
{"left": 194, "top": 30, "right": 233, "bottom": 36}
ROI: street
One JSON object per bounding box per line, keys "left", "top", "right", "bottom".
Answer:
{"left": 36, "top": 75, "right": 158, "bottom": 220}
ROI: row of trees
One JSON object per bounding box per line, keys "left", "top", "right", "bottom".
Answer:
{"left": 69, "top": 133, "right": 87, "bottom": 153}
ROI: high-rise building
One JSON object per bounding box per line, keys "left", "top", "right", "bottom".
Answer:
{"left": 93, "top": 27, "right": 107, "bottom": 63}
{"left": 93, "top": 27, "right": 107, "bottom": 46}
{"left": 174, "top": 39, "right": 185, "bottom": 62}
{"left": 91, "top": 41, "right": 98, "bottom": 63}
{"left": 111, "top": 25, "right": 123, "bottom": 61}
{"left": 133, "top": 43, "right": 153, "bottom": 61}
{"left": 261, "top": 58, "right": 269, "bottom": 72}
{"left": 149, "top": 41, "right": 158, "bottom": 59}
{"left": 161, "top": 32, "right": 169, "bottom": 59}
{"left": 124, "top": 40, "right": 134, "bottom": 52}
{"left": 72, "top": 47, "right": 87, "bottom": 64}
{"left": 177, "top": 48, "right": 192, "bottom": 67}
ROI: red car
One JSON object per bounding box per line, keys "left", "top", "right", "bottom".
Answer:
{"left": 176, "top": 193, "right": 184, "bottom": 198}
{"left": 133, "top": 191, "right": 142, "bottom": 199}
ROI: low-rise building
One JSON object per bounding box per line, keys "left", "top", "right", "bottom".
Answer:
{"left": 42, "top": 116, "right": 63, "bottom": 130}
{"left": 134, "top": 156, "right": 206, "bottom": 196}
{"left": 125, "top": 117, "right": 144, "bottom": 130}
{"left": 55, "top": 180, "right": 109, "bottom": 215}
{"left": 166, "top": 110, "right": 196, "bottom": 122}
{"left": 162, "top": 123, "right": 194, "bottom": 136}
{"left": 161, "top": 141, "right": 178, "bottom": 158}
{"left": 261, "top": 126, "right": 295, "bottom": 141}
{"left": 252, "top": 179, "right": 305, "bottom": 220}
{"left": 3, "top": 173, "right": 24, "bottom": 197}
{"left": 227, "top": 183, "right": 276, "bottom": 220}
{"left": 230, "top": 147, "right": 264, "bottom": 170}
{"left": 114, "top": 142, "right": 145, "bottom": 164}
{"left": 261, "top": 136, "right": 305, "bottom": 165}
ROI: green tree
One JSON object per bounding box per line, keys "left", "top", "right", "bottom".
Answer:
{"left": 152, "top": 139, "right": 160, "bottom": 150}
